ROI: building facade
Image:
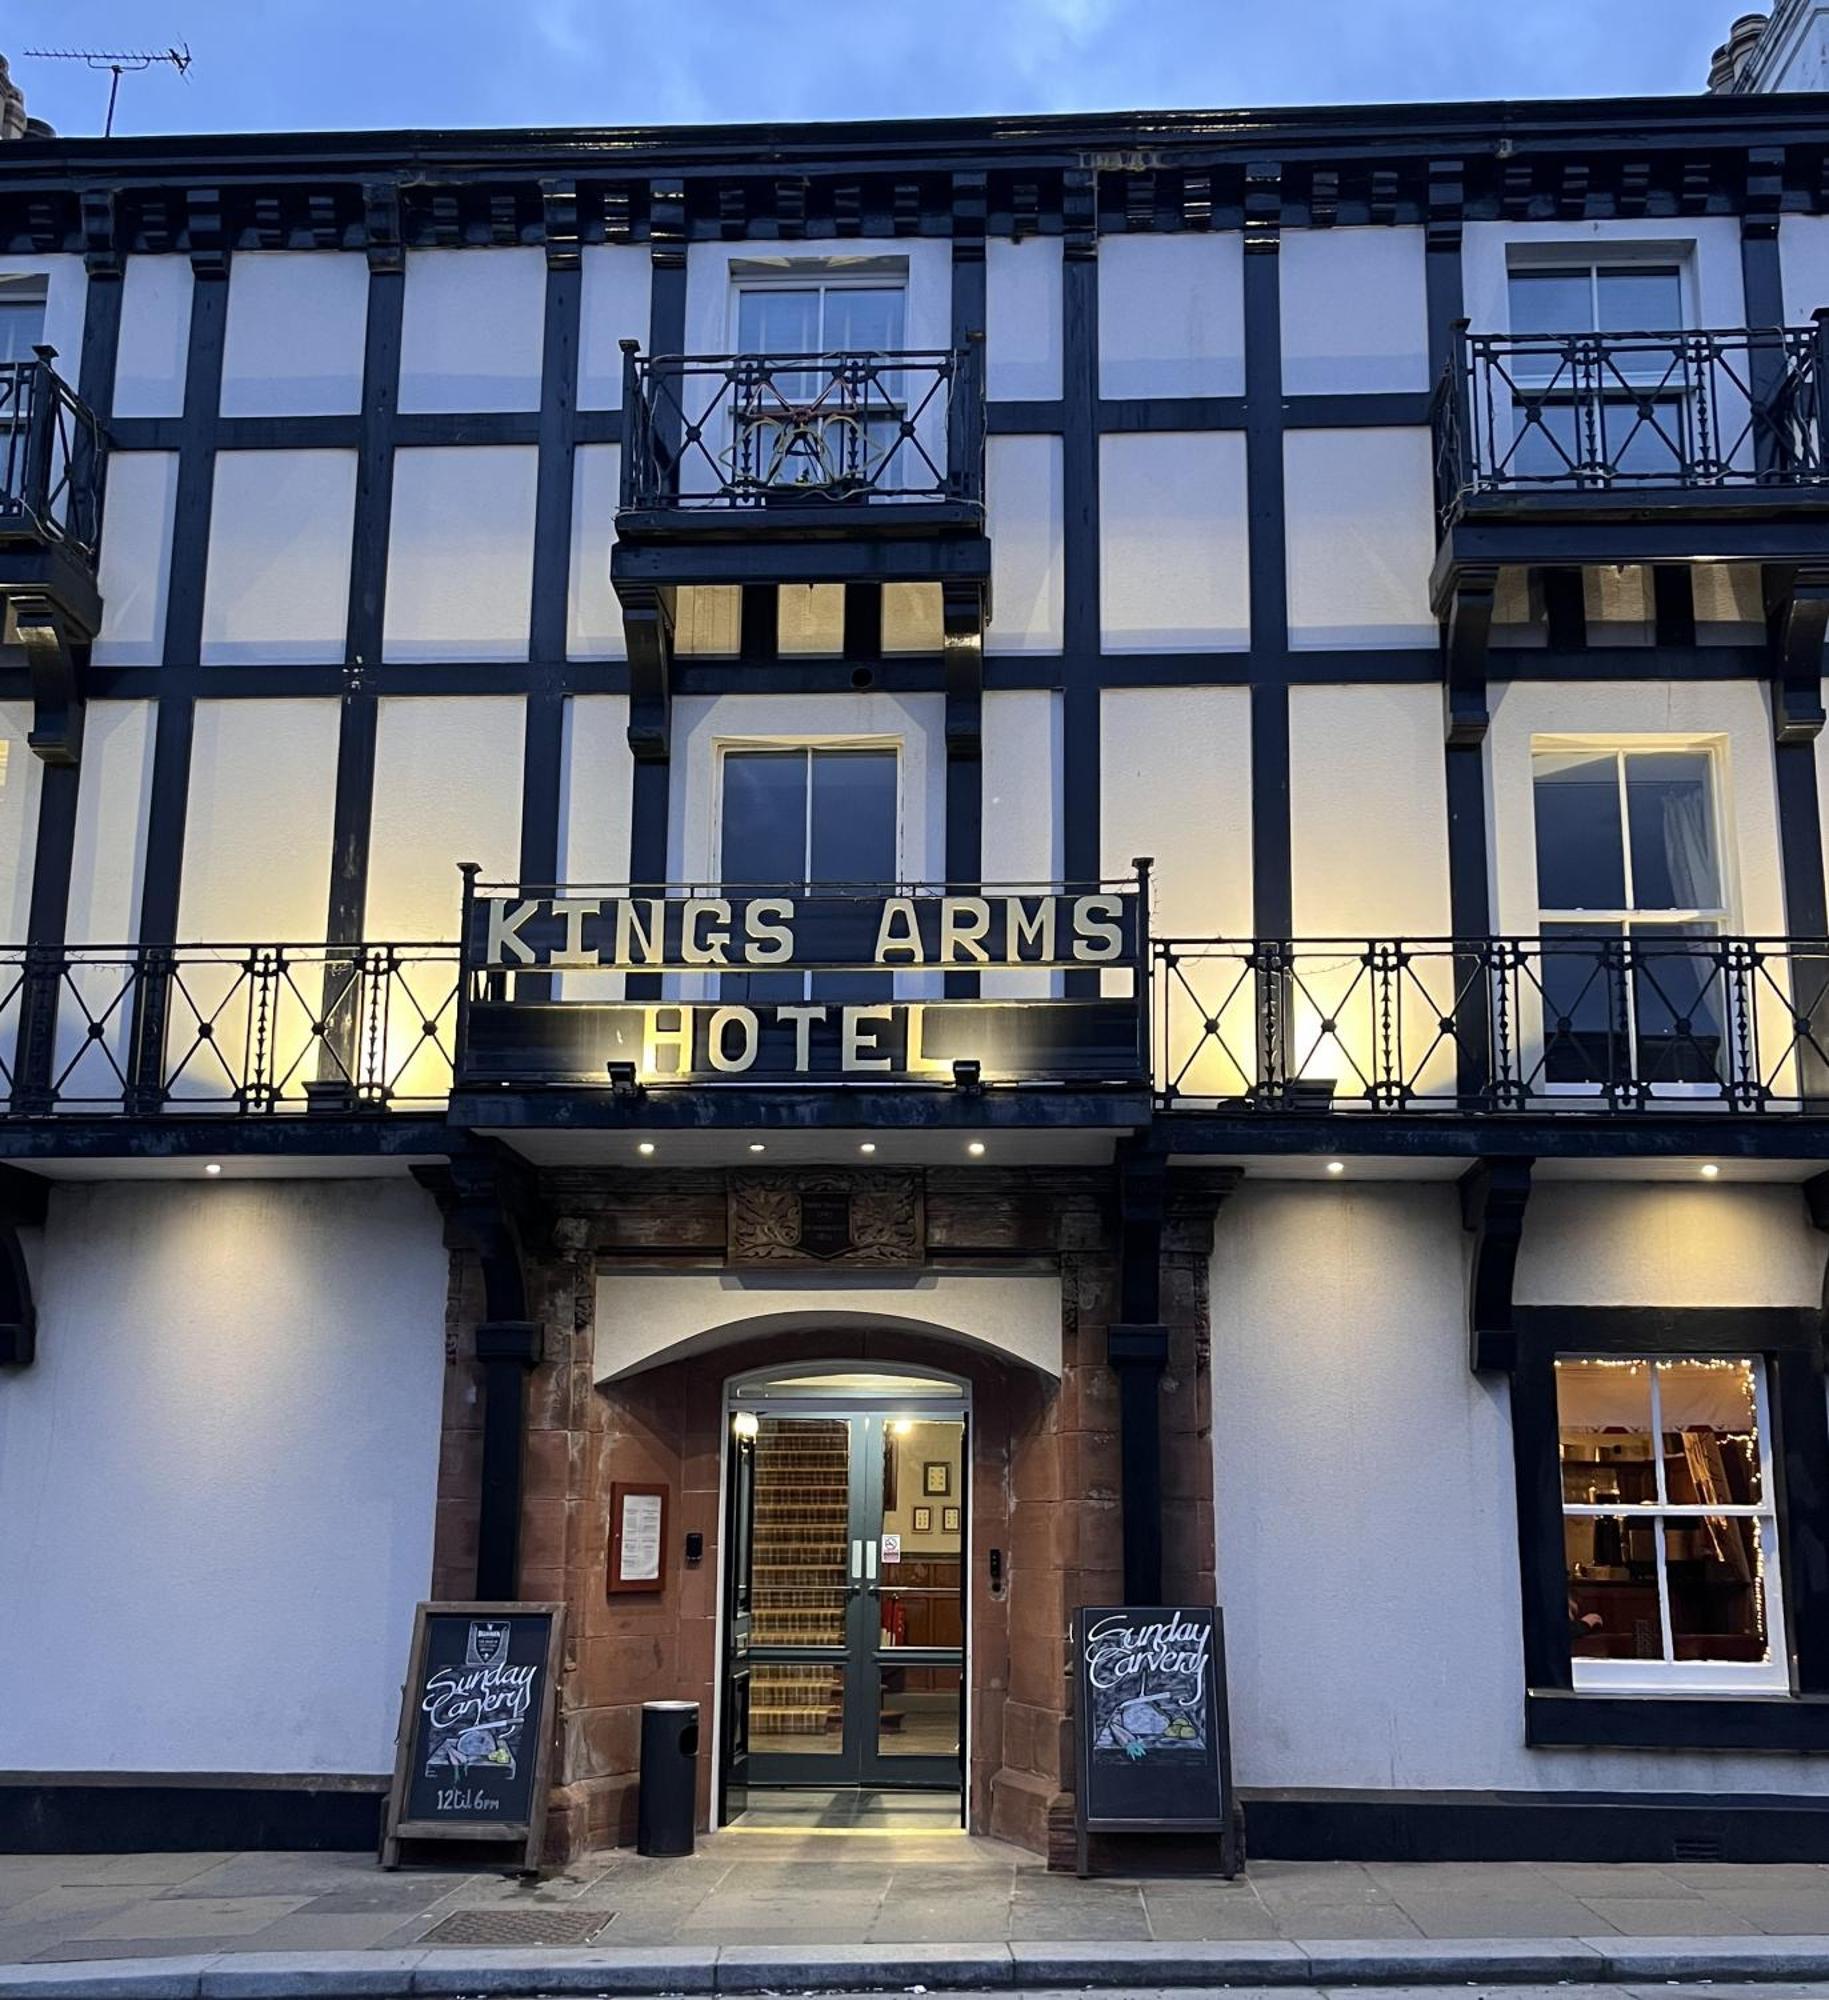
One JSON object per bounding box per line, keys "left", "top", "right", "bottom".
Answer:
{"left": 5, "top": 83, "right": 1829, "bottom": 1867}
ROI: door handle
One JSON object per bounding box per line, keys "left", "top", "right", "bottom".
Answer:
{"left": 851, "top": 1539, "right": 863, "bottom": 1583}
{"left": 865, "top": 1540, "right": 879, "bottom": 1582}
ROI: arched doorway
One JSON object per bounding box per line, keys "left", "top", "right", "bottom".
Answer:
{"left": 721, "top": 1360, "right": 970, "bottom": 1826}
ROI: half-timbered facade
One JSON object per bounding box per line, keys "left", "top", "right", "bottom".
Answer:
{"left": 5, "top": 81, "right": 1829, "bottom": 1866}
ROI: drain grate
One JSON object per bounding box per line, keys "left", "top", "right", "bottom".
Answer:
{"left": 421, "top": 1907, "right": 616, "bottom": 1948}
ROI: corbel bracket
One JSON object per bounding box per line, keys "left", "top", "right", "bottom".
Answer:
{"left": 614, "top": 578, "right": 676, "bottom": 763}
{"left": 413, "top": 1142, "right": 544, "bottom": 1329}
{"left": 0, "top": 1165, "right": 49, "bottom": 1368}
{"left": 1462, "top": 1157, "right": 1534, "bottom": 1374}
{"left": 1443, "top": 562, "right": 1500, "bottom": 747}
{"left": 9, "top": 590, "right": 87, "bottom": 766}
{"left": 1766, "top": 562, "right": 1829, "bottom": 745}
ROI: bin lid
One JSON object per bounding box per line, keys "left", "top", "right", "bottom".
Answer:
{"left": 643, "top": 1699, "right": 701, "bottom": 1712}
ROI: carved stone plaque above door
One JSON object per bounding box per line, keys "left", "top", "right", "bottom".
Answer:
{"left": 726, "top": 1171, "right": 924, "bottom": 1270}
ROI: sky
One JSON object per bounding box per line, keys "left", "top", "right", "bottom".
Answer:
{"left": 9, "top": 0, "right": 1761, "bottom": 140}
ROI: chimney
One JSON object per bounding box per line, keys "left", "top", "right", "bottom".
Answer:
{"left": 1709, "top": 9, "right": 1773, "bottom": 90}
{"left": 0, "top": 54, "right": 50, "bottom": 139}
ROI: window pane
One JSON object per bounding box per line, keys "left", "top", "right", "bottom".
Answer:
{"left": 1668, "top": 1517, "right": 1768, "bottom": 1665}
{"left": 1535, "top": 753, "right": 1626, "bottom": 909}
{"left": 0, "top": 302, "right": 45, "bottom": 367}
{"left": 878, "top": 1663, "right": 961, "bottom": 1759}
{"left": 1606, "top": 395, "right": 1688, "bottom": 480}
{"left": 750, "top": 1416, "right": 849, "bottom": 1644}
{"left": 739, "top": 288, "right": 820, "bottom": 355}
{"left": 824, "top": 287, "right": 905, "bottom": 354}
{"left": 1629, "top": 923, "right": 1726, "bottom": 1086}
{"left": 750, "top": 1663, "right": 847, "bottom": 1756}
{"left": 1508, "top": 397, "right": 1584, "bottom": 480}
{"left": 1598, "top": 266, "right": 1684, "bottom": 334}
{"left": 722, "top": 751, "right": 808, "bottom": 888}
{"left": 1509, "top": 270, "right": 1596, "bottom": 337}
{"left": 1566, "top": 1514, "right": 1664, "bottom": 1661}
{"left": 810, "top": 750, "right": 896, "bottom": 1003}
{"left": 1660, "top": 1359, "right": 1763, "bottom": 1508}
{"left": 1540, "top": 923, "right": 1627, "bottom": 1087}
{"left": 1625, "top": 753, "right": 1718, "bottom": 909}
{"left": 1558, "top": 1358, "right": 1658, "bottom": 1506}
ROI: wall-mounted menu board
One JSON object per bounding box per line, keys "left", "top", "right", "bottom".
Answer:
{"left": 1072, "top": 1605, "right": 1239, "bottom": 1877}
{"left": 382, "top": 1602, "right": 565, "bottom": 1874}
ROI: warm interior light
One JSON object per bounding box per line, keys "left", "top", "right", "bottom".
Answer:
{"left": 637, "top": 1141, "right": 656, "bottom": 1157}
{"left": 890, "top": 1419, "right": 915, "bottom": 1436}
{"left": 204, "top": 1162, "right": 222, "bottom": 1177}
{"left": 967, "top": 1141, "right": 986, "bottom": 1157}
{"left": 732, "top": 1411, "right": 760, "bottom": 1439}
{"left": 1326, "top": 1161, "right": 1345, "bottom": 1176}
{"left": 1701, "top": 1163, "right": 1721, "bottom": 1179}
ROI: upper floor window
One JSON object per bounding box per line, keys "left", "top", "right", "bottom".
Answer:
{"left": 718, "top": 745, "right": 898, "bottom": 1003}
{"left": 0, "top": 279, "right": 47, "bottom": 366}
{"left": 730, "top": 264, "right": 909, "bottom": 494}
{"left": 1505, "top": 260, "right": 1689, "bottom": 482}
{"left": 1558, "top": 1355, "right": 1786, "bottom": 1692}
{"left": 1532, "top": 747, "right": 1728, "bottom": 1086}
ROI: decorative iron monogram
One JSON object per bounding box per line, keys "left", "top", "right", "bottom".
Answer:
{"left": 727, "top": 1171, "right": 923, "bottom": 1269}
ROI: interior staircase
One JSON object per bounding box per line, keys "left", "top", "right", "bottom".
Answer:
{"left": 750, "top": 1417, "right": 849, "bottom": 1743}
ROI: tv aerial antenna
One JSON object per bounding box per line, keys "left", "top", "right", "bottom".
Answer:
{"left": 23, "top": 44, "right": 193, "bottom": 138}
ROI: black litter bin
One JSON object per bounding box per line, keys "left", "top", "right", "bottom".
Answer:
{"left": 638, "top": 1699, "right": 700, "bottom": 1856}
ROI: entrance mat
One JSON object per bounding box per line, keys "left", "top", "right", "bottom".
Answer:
{"left": 419, "top": 1907, "right": 616, "bottom": 1947}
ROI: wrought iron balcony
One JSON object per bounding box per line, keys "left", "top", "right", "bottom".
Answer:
{"left": 617, "top": 342, "right": 986, "bottom": 533}
{"left": 0, "top": 942, "right": 460, "bottom": 1116}
{"left": 1434, "top": 320, "right": 1829, "bottom": 528}
{"left": 0, "top": 350, "right": 102, "bottom": 560}
{"left": 1155, "top": 935, "right": 1829, "bottom": 1115}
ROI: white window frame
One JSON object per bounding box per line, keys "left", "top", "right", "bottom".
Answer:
{"left": 1529, "top": 735, "right": 1736, "bottom": 1101}
{"left": 1559, "top": 1354, "right": 1789, "bottom": 1695}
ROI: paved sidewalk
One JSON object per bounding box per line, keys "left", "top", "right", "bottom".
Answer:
{"left": 4, "top": 1834, "right": 1829, "bottom": 1968}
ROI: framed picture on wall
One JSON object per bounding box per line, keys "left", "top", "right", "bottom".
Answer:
{"left": 923, "top": 1460, "right": 951, "bottom": 1497}
{"left": 913, "top": 1505, "right": 932, "bottom": 1533}
{"left": 943, "top": 1505, "right": 961, "bottom": 1534}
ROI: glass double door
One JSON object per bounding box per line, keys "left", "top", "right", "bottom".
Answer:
{"left": 724, "top": 1409, "right": 965, "bottom": 1803}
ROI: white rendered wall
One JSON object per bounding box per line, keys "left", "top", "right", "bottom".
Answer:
{"left": 1280, "top": 228, "right": 1431, "bottom": 395}
{"left": 0, "top": 703, "right": 40, "bottom": 944}
{"left": 568, "top": 443, "right": 624, "bottom": 659}
{"left": 93, "top": 453, "right": 179, "bottom": 666}
{"left": 0, "top": 1180, "right": 446, "bottom": 1776}
{"left": 0, "top": 257, "right": 83, "bottom": 381}
{"left": 1487, "top": 680, "right": 1787, "bottom": 938}
{"left": 596, "top": 1268, "right": 1064, "bottom": 1381}
{"left": 985, "top": 435, "right": 1063, "bottom": 654}
{"left": 178, "top": 700, "right": 339, "bottom": 942}
{"left": 1782, "top": 216, "right": 1829, "bottom": 322}
{"left": 1211, "top": 1181, "right": 1829, "bottom": 1799}
{"left": 981, "top": 690, "right": 1061, "bottom": 1000}
{"left": 1100, "top": 432, "right": 1250, "bottom": 652}
{"left": 1284, "top": 428, "right": 1437, "bottom": 649}
{"left": 112, "top": 257, "right": 192, "bottom": 418}
{"left": 1290, "top": 685, "right": 1451, "bottom": 937}
{"left": 220, "top": 252, "right": 368, "bottom": 416}
{"left": 560, "top": 694, "right": 635, "bottom": 885}
{"left": 1098, "top": 235, "right": 1245, "bottom": 398}
{"left": 366, "top": 697, "right": 526, "bottom": 941}
{"left": 398, "top": 249, "right": 546, "bottom": 413}
{"left": 577, "top": 246, "right": 651, "bottom": 409}
{"left": 384, "top": 446, "right": 538, "bottom": 662}
{"left": 201, "top": 450, "right": 357, "bottom": 664}
{"left": 986, "top": 238, "right": 1063, "bottom": 401}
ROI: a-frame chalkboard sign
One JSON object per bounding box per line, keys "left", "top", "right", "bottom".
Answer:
{"left": 1072, "top": 1605, "right": 1241, "bottom": 1878}
{"left": 382, "top": 1601, "right": 565, "bottom": 1875}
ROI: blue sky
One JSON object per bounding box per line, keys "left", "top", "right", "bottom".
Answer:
{"left": 13, "top": 0, "right": 1755, "bottom": 139}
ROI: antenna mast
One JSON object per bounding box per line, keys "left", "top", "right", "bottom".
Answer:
{"left": 23, "top": 44, "right": 192, "bottom": 138}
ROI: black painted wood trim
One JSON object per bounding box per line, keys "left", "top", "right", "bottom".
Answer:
{"left": 1526, "top": 1691, "right": 1829, "bottom": 1753}
{"left": 326, "top": 264, "right": 403, "bottom": 945}
{"left": 0, "top": 1776, "right": 388, "bottom": 1855}
{"left": 1059, "top": 237, "right": 1100, "bottom": 894}
{"left": 1243, "top": 210, "right": 1292, "bottom": 939}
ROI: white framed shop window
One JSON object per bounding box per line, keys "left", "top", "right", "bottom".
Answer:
{"left": 1530, "top": 740, "right": 1735, "bottom": 1093}
{"left": 1557, "top": 1355, "right": 1788, "bottom": 1694}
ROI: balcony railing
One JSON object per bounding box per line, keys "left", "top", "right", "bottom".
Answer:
{"left": 0, "top": 348, "right": 103, "bottom": 561}
{"left": 1156, "top": 936, "right": 1829, "bottom": 1113}
{"left": 1433, "top": 321, "right": 1829, "bottom": 528}
{"left": 619, "top": 343, "right": 985, "bottom": 517}
{"left": 0, "top": 942, "right": 460, "bottom": 1115}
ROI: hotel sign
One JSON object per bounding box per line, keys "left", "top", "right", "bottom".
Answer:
{"left": 458, "top": 882, "right": 1146, "bottom": 1089}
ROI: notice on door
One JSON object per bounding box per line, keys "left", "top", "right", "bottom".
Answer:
{"left": 881, "top": 1533, "right": 901, "bottom": 1565}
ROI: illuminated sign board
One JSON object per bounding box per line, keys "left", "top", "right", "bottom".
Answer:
{"left": 458, "top": 883, "right": 1146, "bottom": 1089}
